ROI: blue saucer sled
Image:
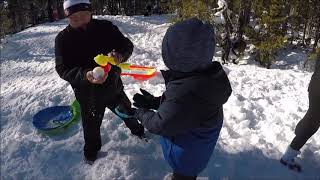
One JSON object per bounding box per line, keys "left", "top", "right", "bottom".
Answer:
{"left": 33, "top": 100, "right": 81, "bottom": 135}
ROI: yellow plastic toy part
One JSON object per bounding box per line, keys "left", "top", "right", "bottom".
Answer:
{"left": 118, "top": 63, "right": 130, "bottom": 69}
{"left": 94, "top": 54, "right": 117, "bottom": 66}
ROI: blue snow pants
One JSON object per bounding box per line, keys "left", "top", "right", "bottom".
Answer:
{"left": 160, "top": 120, "right": 223, "bottom": 176}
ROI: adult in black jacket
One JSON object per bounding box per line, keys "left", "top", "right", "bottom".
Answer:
{"left": 55, "top": 0, "right": 144, "bottom": 165}
{"left": 132, "top": 18, "right": 232, "bottom": 179}
{"left": 281, "top": 49, "right": 320, "bottom": 172}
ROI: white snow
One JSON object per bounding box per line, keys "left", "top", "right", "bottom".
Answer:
{"left": 217, "top": 0, "right": 227, "bottom": 9}
{"left": 1, "top": 15, "right": 319, "bottom": 180}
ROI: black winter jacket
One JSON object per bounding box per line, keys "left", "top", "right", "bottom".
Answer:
{"left": 55, "top": 19, "right": 133, "bottom": 104}
{"left": 135, "top": 62, "right": 232, "bottom": 137}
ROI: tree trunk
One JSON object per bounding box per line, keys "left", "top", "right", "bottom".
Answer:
{"left": 223, "top": 9, "right": 232, "bottom": 36}
{"left": 29, "top": 3, "right": 37, "bottom": 25}
{"left": 8, "top": 5, "right": 17, "bottom": 33}
{"left": 8, "top": 0, "right": 24, "bottom": 33}
{"left": 47, "top": 0, "right": 54, "bottom": 22}
{"left": 237, "top": 0, "right": 251, "bottom": 38}
{"left": 302, "top": 21, "right": 308, "bottom": 45}
{"left": 313, "top": 19, "right": 320, "bottom": 50}
{"left": 57, "top": 0, "right": 64, "bottom": 19}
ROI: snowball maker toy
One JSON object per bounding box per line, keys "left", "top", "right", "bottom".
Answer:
{"left": 94, "top": 54, "right": 157, "bottom": 80}
{"left": 93, "top": 54, "right": 112, "bottom": 80}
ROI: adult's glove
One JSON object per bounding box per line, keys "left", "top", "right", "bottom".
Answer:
{"left": 114, "top": 105, "right": 136, "bottom": 119}
{"left": 133, "top": 89, "right": 161, "bottom": 110}
{"left": 114, "top": 105, "right": 145, "bottom": 137}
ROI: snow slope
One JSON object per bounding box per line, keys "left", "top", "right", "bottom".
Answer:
{"left": 1, "top": 15, "right": 319, "bottom": 180}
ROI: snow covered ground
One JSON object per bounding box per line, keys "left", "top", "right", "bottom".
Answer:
{"left": 1, "top": 15, "right": 319, "bottom": 180}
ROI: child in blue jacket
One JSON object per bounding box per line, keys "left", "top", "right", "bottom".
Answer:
{"left": 132, "top": 18, "right": 232, "bottom": 179}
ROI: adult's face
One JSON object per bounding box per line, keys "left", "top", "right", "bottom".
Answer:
{"left": 68, "top": 11, "right": 91, "bottom": 29}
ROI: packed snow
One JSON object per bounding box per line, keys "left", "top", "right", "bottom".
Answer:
{"left": 1, "top": 15, "right": 319, "bottom": 180}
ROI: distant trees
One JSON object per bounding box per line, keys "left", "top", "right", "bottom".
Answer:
{"left": 172, "top": 0, "right": 320, "bottom": 68}
{"left": 0, "top": 0, "right": 170, "bottom": 40}
{"left": 0, "top": 0, "right": 65, "bottom": 39}
{"left": 1, "top": 0, "right": 319, "bottom": 69}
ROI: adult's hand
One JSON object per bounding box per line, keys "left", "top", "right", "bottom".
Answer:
{"left": 108, "top": 49, "right": 123, "bottom": 65}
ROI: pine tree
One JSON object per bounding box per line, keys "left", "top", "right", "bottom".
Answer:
{"left": 0, "top": 1, "right": 12, "bottom": 39}
{"left": 7, "top": 0, "right": 28, "bottom": 33}
{"left": 246, "top": 0, "right": 288, "bottom": 68}
{"left": 236, "top": 0, "right": 251, "bottom": 38}
{"left": 171, "top": 0, "right": 212, "bottom": 23}
{"left": 309, "top": 0, "right": 320, "bottom": 50}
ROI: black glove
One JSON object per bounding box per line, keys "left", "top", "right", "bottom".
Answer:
{"left": 133, "top": 89, "right": 161, "bottom": 110}
{"left": 123, "top": 118, "right": 145, "bottom": 137}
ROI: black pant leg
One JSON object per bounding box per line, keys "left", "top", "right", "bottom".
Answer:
{"left": 80, "top": 103, "right": 105, "bottom": 158}
{"left": 291, "top": 76, "right": 320, "bottom": 150}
